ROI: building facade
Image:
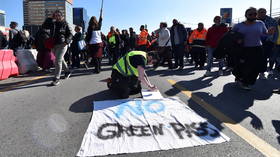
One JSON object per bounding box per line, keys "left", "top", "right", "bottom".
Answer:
{"left": 0, "top": 10, "right": 6, "bottom": 27}
{"left": 23, "top": 0, "right": 74, "bottom": 36}
{"left": 73, "top": 8, "right": 88, "bottom": 32}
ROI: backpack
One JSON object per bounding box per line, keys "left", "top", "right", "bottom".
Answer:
{"left": 0, "top": 34, "right": 8, "bottom": 48}
{"left": 10, "top": 30, "right": 29, "bottom": 49}
{"left": 213, "top": 31, "right": 244, "bottom": 59}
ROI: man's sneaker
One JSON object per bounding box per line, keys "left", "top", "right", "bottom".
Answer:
{"left": 50, "top": 79, "right": 60, "bottom": 86}
{"left": 225, "top": 67, "right": 233, "bottom": 72}
{"left": 178, "top": 66, "right": 184, "bottom": 70}
{"left": 272, "top": 88, "right": 280, "bottom": 94}
{"left": 204, "top": 71, "right": 212, "bottom": 77}
{"left": 259, "top": 73, "right": 266, "bottom": 79}
{"left": 218, "top": 70, "right": 224, "bottom": 76}
{"left": 65, "top": 71, "right": 72, "bottom": 79}
{"left": 268, "top": 70, "right": 273, "bottom": 75}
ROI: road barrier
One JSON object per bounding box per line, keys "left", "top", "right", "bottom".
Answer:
{"left": 0, "top": 49, "right": 19, "bottom": 80}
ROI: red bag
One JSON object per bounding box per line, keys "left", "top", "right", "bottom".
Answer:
{"left": 44, "top": 38, "right": 55, "bottom": 49}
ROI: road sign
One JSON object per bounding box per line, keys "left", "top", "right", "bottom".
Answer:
{"left": 220, "top": 8, "right": 232, "bottom": 24}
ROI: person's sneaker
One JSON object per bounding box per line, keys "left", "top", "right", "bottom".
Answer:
{"left": 225, "top": 67, "right": 233, "bottom": 72}
{"left": 268, "top": 70, "right": 273, "bottom": 75}
{"left": 95, "top": 68, "right": 101, "bottom": 74}
{"left": 50, "top": 79, "right": 60, "bottom": 86}
{"left": 178, "top": 66, "right": 184, "bottom": 70}
{"left": 204, "top": 71, "right": 212, "bottom": 77}
{"left": 272, "top": 88, "right": 280, "bottom": 94}
{"left": 258, "top": 73, "right": 266, "bottom": 79}
{"left": 240, "top": 83, "right": 251, "bottom": 90}
{"left": 65, "top": 71, "right": 72, "bottom": 79}
{"left": 218, "top": 70, "right": 224, "bottom": 76}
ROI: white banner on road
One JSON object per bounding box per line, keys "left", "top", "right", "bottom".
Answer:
{"left": 77, "top": 98, "right": 230, "bottom": 157}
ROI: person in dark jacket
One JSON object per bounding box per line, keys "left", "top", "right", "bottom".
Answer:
{"left": 129, "top": 27, "right": 137, "bottom": 51}
{"left": 8, "top": 21, "right": 19, "bottom": 50}
{"left": 50, "top": 10, "right": 73, "bottom": 86}
{"left": 214, "top": 30, "right": 244, "bottom": 70}
{"left": 170, "top": 19, "right": 187, "bottom": 70}
{"left": 257, "top": 8, "right": 278, "bottom": 77}
{"left": 34, "top": 17, "right": 55, "bottom": 71}
{"left": 70, "top": 26, "right": 83, "bottom": 68}
{"left": 120, "top": 29, "right": 130, "bottom": 56}
{"left": 0, "top": 31, "right": 8, "bottom": 49}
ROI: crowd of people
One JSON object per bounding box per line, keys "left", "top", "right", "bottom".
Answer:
{"left": 0, "top": 7, "right": 280, "bottom": 96}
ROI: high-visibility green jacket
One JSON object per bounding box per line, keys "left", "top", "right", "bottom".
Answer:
{"left": 112, "top": 51, "right": 147, "bottom": 77}
{"left": 108, "top": 35, "right": 116, "bottom": 45}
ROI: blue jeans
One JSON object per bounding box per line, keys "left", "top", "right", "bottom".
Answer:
{"left": 206, "top": 47, "right": 224, "bottom": 71}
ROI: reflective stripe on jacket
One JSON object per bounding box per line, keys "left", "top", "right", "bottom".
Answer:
{"left": 189, "top": 29, "right": 207, "bottom": 44}
{"left": 112, "top": 51, "right": 147, "bottom": 77}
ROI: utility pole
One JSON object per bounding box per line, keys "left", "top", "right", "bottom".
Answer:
{"left": 270, "top": 0, "right": 272, "bottom": 17}
{"left": 100, "top": 0, "right": 104, "bottom": 15}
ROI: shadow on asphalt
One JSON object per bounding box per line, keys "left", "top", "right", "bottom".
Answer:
{"left": 147, "top": 62, "right": 232, "bottom": 78}
{"left": 0, "top": 77, "right": 53, "bottom": 91}
{"left": 69, "top": 90, "right": 120, "bottom": 113}
{"left": 0, "top": 67, "right": 113, "bottom": 92}
{"left": 165, "top": 76, "right": 280, "bottom": 131}
{"left": 69, "top": 89, "right": 142, "bottom": 113}
{"left": 272, "top": 120, "right": 280, "bottom": 144}
{"left": 147, "top": 66, "right": 196, "bottom": 77}
{"left": 165, "top": 75, "right": 219, "bottom": 96}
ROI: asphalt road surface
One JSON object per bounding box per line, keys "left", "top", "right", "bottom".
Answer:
{"left": 0, "top": 60, "right": 280, "bottom": 157}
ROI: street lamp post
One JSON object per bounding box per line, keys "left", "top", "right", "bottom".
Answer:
{"left": 270, "top": 0, "right": 272, "bottom": 17}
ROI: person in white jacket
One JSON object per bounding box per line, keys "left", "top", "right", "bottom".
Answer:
{"left": 157, "top": 22, "right": 173, "bottom": 69}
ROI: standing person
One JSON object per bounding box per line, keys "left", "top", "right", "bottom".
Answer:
{"left": 8, "top": 21, "right": 19, "bottom": 50}
{"left": 0, "top": 31, "right": 8, "bottom": 49}
{"left": 70, "top": 26, "right": 83, "bottom": 68}
{"left": 50, "top": 10, "right": 73, "bottom": 86}
{"left": 272, "top": 19, "right": 280, "bottom": 94}
{"left": 170, "top": 19, "right": 187, "bottom": 70}
{"left": 137, "top": 25, "right": 149, "bottom": 51}
{"left": 34, "top": 17, "right": 55, "bottom": 72}
{"left": 274, "top": 19, "right": 280, "bottom": 72}
{"left": 189, "top": 23, "right": 207, "bottom": 69}
{"left": 120, "top": 29, "right": 130, "bottom": 56}
{"left": 257, "top": 8, "right": 278, "bottom": 77}
{"left": 129, "top": 27, "right": 137, "bottom": 51}
{"left": 107, "top": 26, "right": 120, "bottom": 64}
{"left": 232, "top": 7, "right": 275, "bottom": 90}
{"left": 158, "top": 22, "right": 173, "bottom": 69}
{"left": 108, "top": 51, "right": 159, "bottom": 98}
{"left": 85, "top": 11, "right": 103, "bottom": 73}
{"left": 205, "top": 16, "right": 228, "bottom": 76}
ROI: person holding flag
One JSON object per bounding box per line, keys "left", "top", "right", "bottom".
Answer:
{"left": 85, "top": 3, "right": 103, "bottom": 73}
